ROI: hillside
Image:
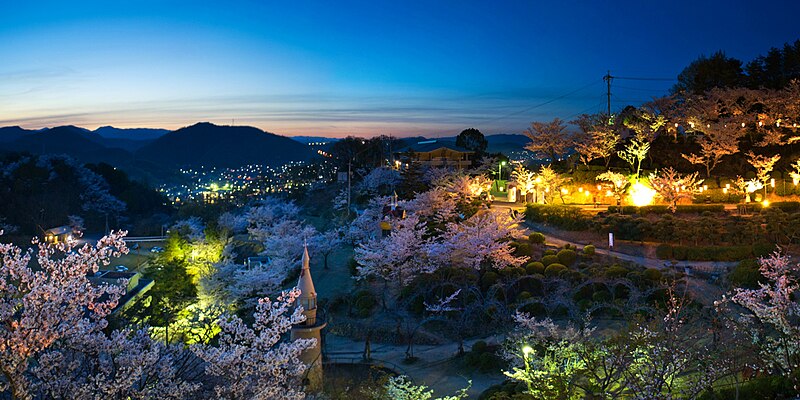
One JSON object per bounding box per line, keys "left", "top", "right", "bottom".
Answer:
{"left": 0, "top": 126, "right": 35, "bottom": 143}
{"left": 94, "top": 126, "right": 169, "bottom": 141}
{"left": 1, "top": 126, "right": 135, "bottom": 164}
{"left": 136, "top": 122, "right": 314, "bottom": 167}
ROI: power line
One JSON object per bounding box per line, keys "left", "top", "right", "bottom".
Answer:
{"left": 479, "top": 79, "right": 603, "bottom": 126}
{"left": 613, "top": 76, "right": 676, "bottom": 82}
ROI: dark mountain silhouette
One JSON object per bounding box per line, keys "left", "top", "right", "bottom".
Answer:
{"left": 94, "top": 126, "right": 169, "bottom": 141}
{"left": 0, "top": 126, "right": 34, "bottom": 143}
{"left": 136, "top": 122, "right": 314, "bottom": 167}
{"left": 2, "top": 126, "right": 134, "bottom": 164}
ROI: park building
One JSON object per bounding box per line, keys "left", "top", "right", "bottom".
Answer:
{"left": 291, "top": 244, "right": 327, "bottom": 392}
{"left": 395, "top": 139, "right": 474, "bottom": 169}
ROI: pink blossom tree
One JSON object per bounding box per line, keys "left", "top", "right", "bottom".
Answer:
{"left": 722, "top": 252, "right": 800, "bottom": 390}
{"left": 192, "top": 288, "right": 314, "bottom": 400}
{"left": 0, "top": 231, "right": 128, "bottom": 398}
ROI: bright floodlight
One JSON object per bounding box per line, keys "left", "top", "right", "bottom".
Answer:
{"left": 522, "top": 345, "right": 533, "bottom": 355}
{"left": 629, "top": 181, "right": 655, "bottom": 207}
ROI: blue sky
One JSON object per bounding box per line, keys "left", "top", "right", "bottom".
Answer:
{"left": 1, "top": 0, "right": 799, "bottom": 137}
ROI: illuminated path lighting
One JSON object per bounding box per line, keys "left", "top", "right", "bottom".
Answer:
{"left": 629, "top": 181, "right": 655, "bottom": 207}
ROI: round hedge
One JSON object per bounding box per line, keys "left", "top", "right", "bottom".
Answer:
{"left": 642, "top": 268, "right": 663, "bottom": 282}
{"left": 541, "top": 255, "right": 559, "bottom": 266}
{"left": 529, "top": 232, "right": 546, "bottom": 244}
{"left": 583, "top": 245, "right": 596, "bottom": 256}
{"left": 605, "top": 264, "right": 629, "bottom": 279}
{"left": 526, "top": 261, "right": 545, "bottom": 275}
{"left": 557, "top": 249, "right": 578, "bottom": 266}
{"left": 544, "top": 263, "right": 567, "bottom": 277}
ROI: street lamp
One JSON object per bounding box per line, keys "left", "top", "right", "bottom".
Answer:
{"left": 498, "top": 160, "right": 507, "bottom": 180}
{"left": 522, "top": 345, "right": 533, "bottom": 394}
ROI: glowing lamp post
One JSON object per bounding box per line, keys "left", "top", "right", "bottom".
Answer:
{"left": 522, "top": 345, "right": 533, "bottom": 394}
{"left": 629, "top": 181, "right": 655, "bottom": 207}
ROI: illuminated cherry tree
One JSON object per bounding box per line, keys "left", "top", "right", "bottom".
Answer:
{"left": 595, "top": 171, "right": 629, "bottom": 205}
{"left": 0, "top": 232, "right": 128, "bottom": 398}
{"left": 192, "top": 288, "right": 315, "bottom": 400}
{"left": 524, "top": 118, "right": 574, "bottom": 162}
{"left": 720, "top": 252, "right": 800, "bottom": 390}
{"left": 617, "top": 137, "right": 650, "bottom": 180}
{"left": 648, "top": 167, "right": 702, "bottom": 212}
{"left": 354, "top": 213, "right": 431, "bottom": 284}
{"left": 510, "top": 164, "right": 537, "bottom": 202}
{"left": 428, "top": 211, "right": 528, "bottom": 270}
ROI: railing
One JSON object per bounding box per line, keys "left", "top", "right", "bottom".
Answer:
{"left": 324, "top": 351, "right": 408, "bottom": 376}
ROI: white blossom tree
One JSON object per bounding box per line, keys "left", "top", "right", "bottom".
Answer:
{"left": 595, "top": 171, "right": 629, "bottom": 206}
{"left": 192, "top": 288, "right": 315, "bottom": 400}
{"left": 0, "top": 232, "right": 129, "bottom": 398}
{"left": 524, "top": 118, "right": 574, "bottom": 162}
{"left": 310, "top": 228, "right": 343, "bottom": 269}
{"left": 510, "top": 164, "right": 537, "bottom": 203}
{"left": 369, "top": 375, "right": 469, "bottom": 400}
{"left": 648, "top": 167, "right": 702, "bottom": 212}
{"left": 719, "top": 252, "right": 800, "bottom": 391}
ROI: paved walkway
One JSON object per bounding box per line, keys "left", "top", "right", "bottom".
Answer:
{"left": 491, "top": 202, "right": 738, "bottom": 272}
{"left": 325, "top": 333, "right": 506, "bottom": 397}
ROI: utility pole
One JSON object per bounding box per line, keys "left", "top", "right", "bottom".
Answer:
{"left": 347, "top": 159, "right": 352, "bottom": 217}
{"left": 603, "top": 71, "right": 613, "bottom": 121}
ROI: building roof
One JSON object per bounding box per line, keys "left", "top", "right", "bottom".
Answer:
{"left": 396, "top": 140, "right": 474, "bottom": 154}
{"left": 44, "top": 226, "right": 71, "bottom": 235}
{"left": 296, "top": 244, "right": 316, "bottom": 300}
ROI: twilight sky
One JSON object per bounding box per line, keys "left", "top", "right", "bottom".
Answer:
{"left": 1, "top": 1, "right": 799, "bottom": 138}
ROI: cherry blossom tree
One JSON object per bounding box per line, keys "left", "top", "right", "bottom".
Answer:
{"left": 617, "top": 137, "right": 650, "bottom": 180}
{"left": 192, "top": 288, "right": 315, "bottom": 400}
{"left": 0, "top": 231, "right": 128, "bottom": 399}
{"left": 430, "top": 210, "right": 528, "bottom": 270}
{"left": 537, "top": 165, "right": 569, "bottom": 204}
{"left": 310, "top": 228, "right": 343, "bottom": 269}
{"left": 510, "top": 164, "right": 537, "bottom": 202}
{"left": 595, "top": 171, "right": 629, "bottom": 206}
{"left": 682, "top": 126, "right": 742, "bottom": 177}
{"left": 747, "top": 151, "right": 781, "bottom": 199}
{"left": 572, "top": 114, "right": 620, "bottom": 168}
{"left": 354, "top": 213, "right": 431, "bottom": 285}
{"left": 524, "top": 118, "right": 574, "bottom": 162}
{"left": 370, "top": 375, "right": 469, "bottom": 400}
{"left": 719, "top": 252, "right": 800, "bottom": 391}
{"left": 30, "top": 329, "right": 200, "bottom": 399}
{"left": 648, "top": 167, "right": 702, "bottom": 212}
{"left": 624, "top": 108, "right": 668, "bottom": 143}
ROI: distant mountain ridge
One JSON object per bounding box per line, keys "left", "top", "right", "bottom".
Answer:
{"left": 135, "top": 122, "right": 313, "bottom": 167}
{"left": 94, "top": 126, "right": 169, "bottom": 141}
{"left": 0, "top": 123, "right": 316, "bottom": 173}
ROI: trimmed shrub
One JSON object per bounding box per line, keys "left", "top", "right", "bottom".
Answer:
{"left": 514, "top": 243, "right": 534, "bottom": 257}
{"left": 605, "top": 264, "right": 629, "bottom": 279}
{"left": 525, "top": 204, "right": 592, "bottom": 230}
{"left": 655, "top": 244, "right": 673, "bottom": 259}
{"left": 607, "top": 204, "right": 724, "bottom": 214}
{"left": 544, "top": 263, "right": 567, "bottom": 277}
{"left": 525, "top": 261, "right": 545, "bottom": 275}
{"left": 556, "top": 249, "right": 578, "bottom": 266}
{"left": 517, "top": 291, "right": 532, "bottom": 302}
{"left": 481, "top": 271, "right": 499, "bottom": 290}
{"left": 471, "top": 340, "right": 488, "bottom": 353}
{"left": 642, "top": 268, "right": 663, "bottom": 282}
{"left": 582, "top": 245, "right": 595, "bottom": 256}
{"left": 543, "top": 249, "right": 556, "bottom": 256}
{"left": 728, "top": 259, "right": 764, "bottom": 289}
{"left": 541, "top": 255, "right": 559, "bottom": 266}
{"left": 529, "top": 232, "right": 546, "bottom": 244}
{"left": 753, "top": 242, "right": 776, "bottom": 257}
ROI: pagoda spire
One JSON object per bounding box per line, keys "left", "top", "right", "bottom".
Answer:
{"left": 296, "top": 243, "right": 317, "bottom": 325}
